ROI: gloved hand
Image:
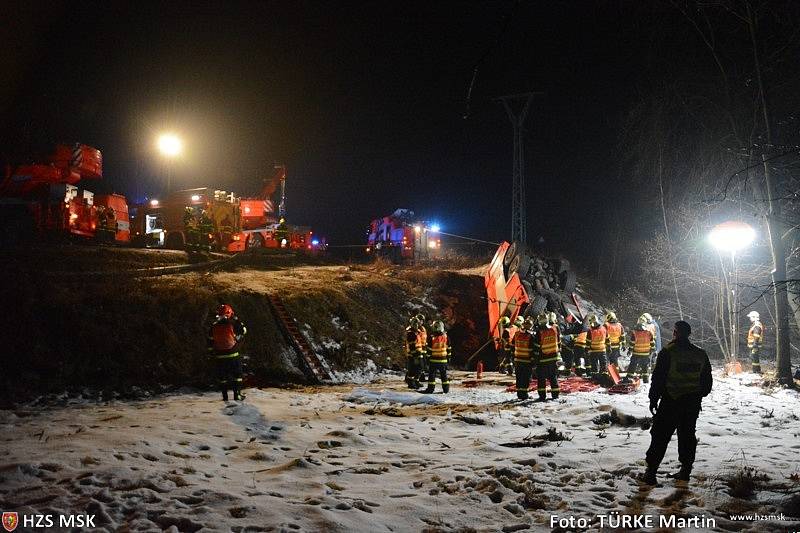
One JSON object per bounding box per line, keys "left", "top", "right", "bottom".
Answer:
{"left": 649, "top": 400, "right": 658, "bottom": 416}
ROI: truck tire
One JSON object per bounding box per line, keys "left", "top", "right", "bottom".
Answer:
{"left": 560, "top": 270, "right": 577, "bottom": 293}
{"left": 524, "top": 295, "right": 548, "bottom": 317}
{"left": 508, "top": 251, "right": 531, "bottom": 279}
{"left": 503, "top": 241, "right": 518, "bottom": 268}
{"left": 521, "top": 280, "right": 533, "bottom": 299}
{"left": 552, "top": 258, "right": 570, "bottom": 274}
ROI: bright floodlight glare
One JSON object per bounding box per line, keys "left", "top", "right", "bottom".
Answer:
{"left": 150, "top": 199, "right": 159, "bottom": 207}
{"left": 191, "top": 194, "right": 200, "bottom": 202}
{"left": 157, "top": 134, "right": 183, "bottom": 156}
{"left": 414, "top": 225, "right": 421, "bottom": 233}
{"left": 708, "top": 221, "right": 756, "bottom": 252}
{"left": 430, "top": 224, "right": 441, "bottom": 233}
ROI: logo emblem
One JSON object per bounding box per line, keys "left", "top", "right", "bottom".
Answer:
{"left": 2, "top": 512, "right": 18, "bottom": 532}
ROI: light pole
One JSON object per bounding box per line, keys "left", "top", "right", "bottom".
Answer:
{"left": 156, "top": 133, "right": 183, "bottom": 194}
{"left": 708, "top": 221, "right": 756, "bottom": 367}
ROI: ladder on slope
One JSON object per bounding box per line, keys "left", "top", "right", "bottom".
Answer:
{"left": 267, "top": 294, "right": 333, "bottom": 384}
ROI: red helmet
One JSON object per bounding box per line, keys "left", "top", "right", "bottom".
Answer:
{"left": 217, "top": 304, "right": 234, "bottom": 318}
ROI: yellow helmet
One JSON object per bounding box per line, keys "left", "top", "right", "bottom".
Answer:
{"left": 409, "top": 316, "right": 421, "bottom": 327}
{"left": 637, "top": 316, "right": 648, "bottom": 326}
{"left": 513, "top": 316, "right": 525, "bottom": 328}
{"left": 499, "top": 316, "right": 511, "bottom": 327}
{"left": 523, "top": 317, "right": 535, "bottom": 331}
{"left": 606, "top": 311, "right": 617, "bottom": 322}
{"left": 587, "top": 314, "right": 599, "bottom": 327}
{"left": 548, "top": 312, "right": 558, "bottom": 324}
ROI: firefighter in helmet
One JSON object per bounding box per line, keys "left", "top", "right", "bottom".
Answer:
{"left": 746, "top": 311, "right": 763, "bottom": 374}
{"left": 573, "top": 318, "right": 589, "bottom": 375}
{"left": 628, "top": 316, "right": 655, "bottom": 382}
{"left": 585, "top": 314, "right": 609, "bottom": 376}
{"left": 641, "top": 312, "right": 662, "bottom": 367}
{"left": 414, "top": 314, "right": 429, "bottom": 381}
{"left": 208, "top": 304, "right": 247, "bottom": 401}
{"left": 512, "top": 317, "right": 536, "bottom": 399}
{"left": 548, "top": 311, "right": 567, "bottom": 373}
{"left": 534, "top": 313, "right": 561, "bottom": 400}
{"left": 497, "top": 316, "right": 515, "bottom": 375}
{"left": 604, "top": 311, "right": 625, "bottom": 369}
{"left": 404, "top": 317, "right": 424, "bottom": 388}
{"left": 424, "top": 320, "right": 451, "bottom": 393}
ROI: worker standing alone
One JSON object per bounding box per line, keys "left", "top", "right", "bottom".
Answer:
{"left": 746, "top": 311, "right": 764, "bottom": 374}
{"left": 424, "top": 321, "right": 451, "bottom": 393}
{"left": 533, "top": 313, "right": 561, "bottom": 400}
{"left": 642, "top": 321, "right": 712, "bottom": 485}
{"left": 208, "top": 304, "right": 247, "bottom": 402}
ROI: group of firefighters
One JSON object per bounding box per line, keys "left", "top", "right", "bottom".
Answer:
{"left": 401, "top": 306, "right": 767, "bottom": 401}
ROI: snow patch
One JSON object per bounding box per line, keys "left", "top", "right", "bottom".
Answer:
{"left": 344, "top": 387, "right": 443, "bottom": 405}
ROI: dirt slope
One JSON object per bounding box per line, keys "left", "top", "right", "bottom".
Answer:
{"left": 0, "top": 247, "right": 487, "bottom": 405}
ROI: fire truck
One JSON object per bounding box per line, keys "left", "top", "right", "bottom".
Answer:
{"left": 0, "top": 143, "right": 130, "bottom": 244}
{"left": 366, "top": 209, "right": 441, "bottom": 263}
{"left": 130, "top": 166, "right": 325, "bottom": 253}
{"left": 129, "top": 187, "right": 245, "bottom": 252}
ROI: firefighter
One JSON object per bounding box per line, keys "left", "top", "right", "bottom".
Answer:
{"left": 573, "top": 320, "right": 589, "bottom": 375}
{"left": 628, "top": 316, "right": 655, "bottom": 382}
{"left": 641, "top": 312, "right": 662, "bottom": 367}
{"left": 605, "top": 312, "right": 625, "bottom": 368}
{"left": 512, "top": 317, "right": 535, "bottom": 399}
{"left": 746, "top": 311, "right": 763, "bottom": 374}
{"left": 642, "top": 321, "right": 712, "bottom": 485}
{"left": 497, "top": 316, "right": 514, "bottom": 376}
{"left": 415, "top": 316, "right": 429, "bottom": 382}
{"left": 534, "top": 313, "right": 561, "bottom": 400}
{"left": 424, "top": 321, "right": 451, "bottom": 393}
{"left": 404, "top": 317, "right": 423, "bottom": 388}
{"left": 585, "top": 314, "right": 609, "bottom": 376}
{"left": 208, "top": 304, "right": 247, "bottom": 402}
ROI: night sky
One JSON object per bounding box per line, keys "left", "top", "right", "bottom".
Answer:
{"left": 1, "top": 1, "right": 694, "bottom": 252}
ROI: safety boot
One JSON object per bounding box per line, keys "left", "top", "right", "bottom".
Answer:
{"left": 642, "top": 374, "right": 650, "bottom": 383}
{"left": 551, "top": 392, "right": 559, "bottom": 400}
{"left": 442, "top": 385, "right": 449, "bottom": 394}
{"left": 424, "top": 385, "right": 435, "bottom": 394}
{"left": 640, "top": 467, "right": 658, "bottom": 486}
{"left": 673, "top": 466, "right": 691, "bottom": 482}
{"left": 222, "top": 393, "right": 229, "bottom": 402}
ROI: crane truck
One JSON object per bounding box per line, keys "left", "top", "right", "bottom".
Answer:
{"left": 0, "top": 143, "right": 130, "bottom": 244}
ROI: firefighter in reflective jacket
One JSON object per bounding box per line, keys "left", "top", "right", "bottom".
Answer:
{"left": 573, "top": 323, "right": 589, "bottom": 375}
{"left": 498, "top": 316, "right": 517, "bottom": 376}
{"left": 628, "top": 316, "right": 655, "bottom": 382}
{"left": 424, "top": 321, "right": 451, "bottom": 393}
{"left": 208, "top": 304, "right": 247, "bottom": 401}
{"left": 415, "top": 317, "right": 429, "bottom": 382}
{"left": 604, "top": 312, "right": 625, "bottom": 368}
{"left": 642, "top": 321, "right": 712, "bottom": 485}
{"left": 585, "top": 314, "right": 609, "bottom": 375}
{"left": 404, "top": 317, "right": 424, "bottom": 388}
{"left": 534, "top": 313, "right": 561, "bottom": 400}
{"left": 512, "top": 317, "right": 536, "bottom": 399}
{"left": 746, "top": 311, "right": 763, "bottom": 374}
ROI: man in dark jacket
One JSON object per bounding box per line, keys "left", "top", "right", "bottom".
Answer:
{"left": 208, "top": 304, "right": 247, "bottom": 401}
{"left": 642, "top": 320, "right": 712, "bottom": 485}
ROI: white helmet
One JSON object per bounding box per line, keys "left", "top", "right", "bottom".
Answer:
{"left": 747, "top": 311, "right": 760, "bottom": 321}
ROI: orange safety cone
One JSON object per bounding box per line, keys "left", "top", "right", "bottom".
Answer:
{"left": 607, "top": 363, "right": 621, "bottom": 385}
{"left": 724, "top": 360, "right": 743, "bottom": 375}
{"left": 476, "top": 360, "right": 484, "bottom": 380}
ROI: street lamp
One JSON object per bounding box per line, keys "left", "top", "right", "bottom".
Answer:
{"left": 156, "top": 133, "right": 183, "bottom": 193}
{"left": 709, "top": 221, "right": 756, "bottom": 369}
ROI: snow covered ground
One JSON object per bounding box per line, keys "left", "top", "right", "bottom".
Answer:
{"left": 1, "top": 368, "right": 798, "bottom": 532}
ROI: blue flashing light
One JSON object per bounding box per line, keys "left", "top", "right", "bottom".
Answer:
{"left": 430, "top": 224, "right": 441, "bottom": 233}
{"left": 311, "top": 239, "right": 320, "bottom": 246}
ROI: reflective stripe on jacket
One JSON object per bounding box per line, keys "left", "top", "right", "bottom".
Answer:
{"left": 587, "top": 326, "right": 607, "bottom": 353}
{"left": 536, "top": 325, "right": 560, "bottom": 363}
{"left": 429, "top": 333, "right": 449, "bottom": 363}
{"left": 747, "top": 323, "right": 763, "bottom": 348}
{"left": 513, "top": 331, "right": 533, "bottom": 362}
{"left": 631, "top": 328, "right": 654, "bottom": 356}
{"left": 606, "top": 322, "right": 624, "bottom": 348}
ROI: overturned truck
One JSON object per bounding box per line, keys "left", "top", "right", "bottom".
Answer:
{"left": 485, "top": 241, "right": 586, "bottom": 343}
